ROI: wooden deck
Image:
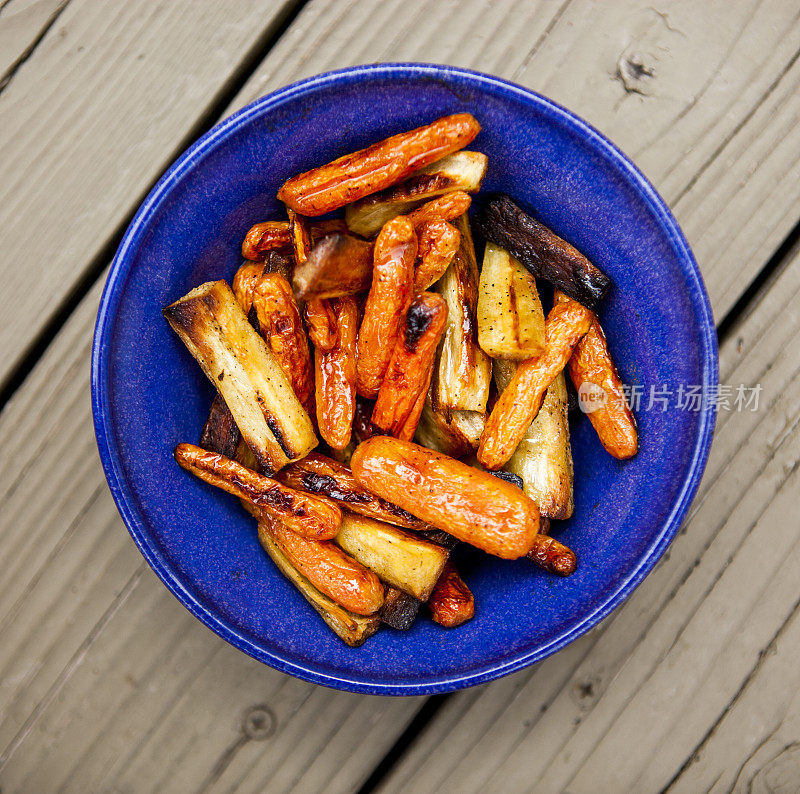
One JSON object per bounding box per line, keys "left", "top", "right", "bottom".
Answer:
{"left": 1, "top": 1, "right": 799, "bottom": 791}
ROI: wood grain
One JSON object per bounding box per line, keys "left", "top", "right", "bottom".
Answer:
{"left": 0, "top": 0, "right": 299, "bottom": 388}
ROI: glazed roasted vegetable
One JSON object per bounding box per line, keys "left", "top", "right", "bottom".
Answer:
{"left": 287, "top": 208, "right": 312, "bottom": 266}
{"left": 174, "top": 443, "right": 341, "bottom": 539}
{"left": 345, "top": 151, "right": 487, "bottom": 236}
{"left": 433, "top": 214, "right": 492, "bottom": 412}
{"left": 163, "top": 280, "right": 317, "bottom": 472}
{"left": 257, "top": 524, "right": 380, "bottom": 646}
{"left": 428, "top": 561, "right": 475, "bottom": 628}
{"left": 414, "top": 220, "right": 461, "bottom": 291}
{"left": 380, "top": 587, "right": 421, "bottom": 630}
{"left": 249, "top": 273, "right": 315, "bottom": 418}
{"left": 315, "top": 296, "right": 359, "bottom": 450}
{"left": 477, "top": 242, "right": 546, "bottom": 359}
{"left": 305, "top": 298, "right": 338, "bottom": 352}
{"left": 478, "top": 296, "right": 592, "bottom": 470}
{"left": 528, "top": 534, "right": 577, "bottom": 576}
{"left": 494, "top": 360, "right": 574, "bottom": 519}
{"left": 293, "top": 233, "right": 374, "bottom": 300}
{"left": 264, "top": 517, "right": 384, "bottom": 615}
{"left": 335, "top": 513, "right": 449, "bottom": 601}
{"left": 351, "top": 437, "right": 540, "bottom": 559}
{"left": 474, "top": 194, "right": 611, "bottom": 308}
{"left": 232, "top": 263, "right": 265, "bottom": 315}
{"left": 356, "top": 216, "right": 417, "bottom": 398}
{"left": 371, "top": 292, "right": 449, "bottom": 440}
{"left": 278, "top": 453, "right": 434, "bottom": 532}
{"left": 556, "top": 292, "right": 638, "bottom": 459}
{"left": 415, "top": 393, "right": 485, "bottom": 457}
{"left": 199, "top": 394, "right": 241, "bottom": 459}
{"left": 241, "top": 221, "right": 292, "bottom": 260}
{"left": 263, "top": 249, "right": 295, "bottom": 282}
{"left": 407, "top": 191, "right": 472, "bottom": 227}
{"left": 278, "top": 113, "right": 481, "bottom": 216}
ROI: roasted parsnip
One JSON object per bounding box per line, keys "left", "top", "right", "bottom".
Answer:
{"left": 528, "top": 534, "right": 577, "bottom": 576}
{"left": 380, "top": 587, "right": 420, "bottom": 630}
{"left": 414, "top": 220, "right": 461, "bottom": 291}
{"left": 556, "top": 292, "right": 638, "bottom": 459}
{"left": 474, "top": 194, "right": 611, "bottom": 308}
{"left": 199, "top": 394, "right": 241, "bottom": 459}
{"left": 174, "top": 444, "right": 341, "bottom": 539}
{"left": 316, "top": 296, "right": 358, "bottom": 450}
{"left": 356, "top": 216, "right": 417, "bottom": 398}
{"left": 406, "top": 191, "right": 472, "bottom": 227}
{"left": 494, "top": 360, "right": 574, "bottom": 519}
{"left": 278, "top": 113, "right": 481, "bottom": 216}
{"left": 278, "top": 453, "right": 433, "bottom": 532}
{"left": 345, "top": 151, "right": 487, "bottom": 236}
{"left": 351, "top": 437, "right": 540, "bottom": 559}
{"left": 257, "top": 525, "right": 380, "bottom": 646}
{"left": 478, "top": 297, "right": 592, "bottom": 470}
{"left": 264, "top": 517, "right": 384, "bottom": 615}
{"left": 478, "top": 242, "right": 546, "bottom": 359}
{"left": 163, "top": 281, "right": 317, "bottom": 472}
{"left": 414, "top": 393, "right": 485, "bottom": 457}
{"left": 241, "top": 221, "right": 292, "bottom": 260}
{"left": 335, "top": 513, "right": 449, "bottom": 601}
{"left": 371, "top": 292, "right": 448, "bottom": 440}
{"left": 428, "top": 561, "right": 475, "bottom": 628}
{"left": 433, "top": 214, "right": 492, "bottom": 412}
{"left": 250, "top": 273, "right": 315, "bottom": 418}
{"left": 293, "top": 233, "right": 374, "bottom": 300}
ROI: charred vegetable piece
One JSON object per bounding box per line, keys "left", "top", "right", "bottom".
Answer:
{"left": 414, "top": 220, "right": 461, "bottom": 291}
{"left": 335, "top": 513, "right": 449, "bottom": 601}
{"left": 293, "top": 233, "right": 374, "bottom": 300}
{"left": 315, "top": 296, "right": 359, "bottom": 450}
{"left": 287, "top": 208, "right": 312, "bottom": 266}
{"left": 556, "top": 292, "right": 638, "bottom": 459}
{"left": 278, "top": 452, "right": 433, "bottom": 532}
{"left": 428, "top": 561, "right": 475, "bottom": 628}
{"left": 406, "top": 191, "right": 472, "bottom": 227}
{"left": 489, "top": 469, "right": 524, "bottom": 490}
{"left": 414, "top": 392, "right": 485, "bottom": 457}
{"left": 477, "top": 242, "right": 546, "bottom": 359}
{"left": 264, "top": 249, "right": 295, "bottom": 282}
{"left": 371, "top": 292, "right": 449, "bottom": 440}
{"left": 345, "top": 151, "right": 487, "bottom": 237}
{"left": 494, "top": 361, "right": 574, "bottom": 519}
{"left": 433, "top": 214, "right": 492, "bottom": 412}
{"left": 356, "top": 216, "right": 417, "bottom": 398}
{"left": 351, "top": 437, "right": 540, "bottom": 559}
{"left": 174, "top": 443, "right": 341, "bottom": 539}
{"left": 241, "top": 221, "right": 292, "bottom": 260}
{"left": 250, "top": 273, "right": 315, "bottom": 418}
{"left": 163, "top": 281, "right": 317, "bottom": 472}
{"left": 278, "top": 113, "right": 481, "bottom": 216}
{"left": 380, "top": 587, "right": 421, "bottom": 630}
{"left": 528, "top": 534, "right": 577, "bottom": 576}
{"left": 199, "top": 394, "right": 241, "bottom": 459}
{"left": 474, "top": 194, "right": 611, "bottom": 308}
{"left": 478, "top": 297, "right": 592, "bottom": 471}
{"left": 264, "top": 517, "right": 384, "bottom": 615}
{"left": 257, "top": 525, "right": 380, "bottom": 646}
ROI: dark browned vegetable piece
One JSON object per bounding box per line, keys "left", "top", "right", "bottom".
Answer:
{"left": 293, "top": 233, "right": 375, "bottom": 300}
{"left": 428, "top": 561, "right": 475, "bottom": 628}
{"left": 490, "top": 470, "right": 524, "bottom": 490}
{"left": 527, "top": 534, "right": 577, "bottom": 576}
{"left": 474, "top": 193, "right": 612, "bottom": 308}
{"left": 199, "top": 394, "right": 241, "bottom": 459}
{"left": 380, "top": 587, "right": 421, "bottom": 630}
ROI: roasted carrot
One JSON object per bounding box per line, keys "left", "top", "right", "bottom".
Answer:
{"left": 241, "top": 221, "right": 292, "bottom": 261}
{"left": 527, "top": 534, "right": 577, "bottom": 576}
{"left": 414, "top": 220, "right": 460, "bottom": 291}
{"left": 428, "top": 561, "right": 475, "bottom": 627}
{"left": 406, "top": 191, "right": 472, "bottom": 227}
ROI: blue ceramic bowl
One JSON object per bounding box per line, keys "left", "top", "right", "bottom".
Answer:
{"left": 92, "top": 64, "right": 717, "bottom": 695}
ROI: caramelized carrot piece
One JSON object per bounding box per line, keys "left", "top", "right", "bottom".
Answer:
{"left": 241, "top": 221, "right": 292, "bottom": 260}
{"left": 428, "top": 561, "right": 475, "bottom": 627}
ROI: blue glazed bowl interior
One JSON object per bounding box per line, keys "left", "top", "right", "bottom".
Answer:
{"left": 92, "top": 64, "right": 717, "bottom": 695}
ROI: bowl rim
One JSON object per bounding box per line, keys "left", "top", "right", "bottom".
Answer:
{"left": 91, "top": 62, "right": 718, "bottom": 696}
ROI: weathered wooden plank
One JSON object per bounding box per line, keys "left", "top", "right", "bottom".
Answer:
{"left": 0, "top": 0, "right": 68, "bottom": 81}
{"left": 377, "top": 244, "right": 800, "bottom": 793}
{"left": 0, "top": 281, "right": 424, "bottom": 794}
{"left": 235, "top": 0, "right": 800, "bottom": 321}
{"left": 0, "top": 0, "right": 299, "bottom": 388}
